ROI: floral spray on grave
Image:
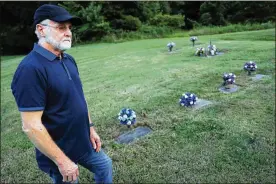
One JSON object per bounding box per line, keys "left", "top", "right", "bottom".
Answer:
{"left": 118, "top": 108, "right": 136, "bottom": 128}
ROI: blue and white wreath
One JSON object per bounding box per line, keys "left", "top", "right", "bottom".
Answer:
{"left": 223, "top": 73, "right": 236, "bottom": 85}
{"left": 118, "top": 108, "right": 136, "bottom": 126}
{"left": 190, "top": 36, "right": 198, "bottom": 42}
{"left": 244, "top": 61, "right": 257, "bottom": 72}
{"left": 190, "top": 36, "right": 198, "bottom": 47}
{"left": 195, "top": 47, "right": 205, "bottom": 56}
{"left": 167, "top": 42, "right": 176, "bottom": 47}
{"left": 179, "top": 92, "right": 198, "bottom": 107}
{"left": 167, "top": 42, "right": 176, "bottom": 51}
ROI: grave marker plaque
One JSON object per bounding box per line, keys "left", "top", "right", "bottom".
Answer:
{"left": 116, "top": 126, "right": 152, "bottom": 144}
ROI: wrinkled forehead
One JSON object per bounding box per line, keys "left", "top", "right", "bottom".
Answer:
{"left": 49, "top": 20, "right": 72, "bottom": 27}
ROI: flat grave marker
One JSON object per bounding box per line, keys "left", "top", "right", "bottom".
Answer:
{"left": 116, "top": 126, "right": 152, "bottom": 144}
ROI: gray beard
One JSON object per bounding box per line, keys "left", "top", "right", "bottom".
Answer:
{"left": 45, "top": 35, "right": 71, "bottom": 51}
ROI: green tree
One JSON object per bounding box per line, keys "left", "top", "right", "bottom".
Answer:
{"left": 61, "top": 1, "right": 111, "bottom": 42}
{"left": 0, "top": 1, "right": 40, "bottom": 55}
{"left": 182, "top": 1, "right": 203, "bottom": 29}
{"left": 200, "top": 2, "right": 227, "bottom": 26}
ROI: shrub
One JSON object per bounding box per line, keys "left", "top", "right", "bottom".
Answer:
{"left": 188, "top": 22, "right": 275, "bottom": 36}
{"left": 122, "top": 15, "right": 142, "bottom": 31}
{"left": 111, "top": 16, "right": 142, "bottom": 31}
{"left": 150, "top": 14, "right": 185, "bottom": 28}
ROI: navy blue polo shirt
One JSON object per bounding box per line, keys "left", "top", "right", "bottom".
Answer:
{"left": 11, "top": 44, "right": 93, "bottom": 173}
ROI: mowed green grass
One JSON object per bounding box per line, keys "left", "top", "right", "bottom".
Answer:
{"left": 1, "top": 29, "right": 275, "bottom": 183}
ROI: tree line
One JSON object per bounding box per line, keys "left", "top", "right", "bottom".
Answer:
{"left": 0, "top": 1, "right": 275, "bottom": 55}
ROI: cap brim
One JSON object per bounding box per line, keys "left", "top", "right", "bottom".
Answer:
{"left": 51, "top": 15, "right": 82, "bottom": 26}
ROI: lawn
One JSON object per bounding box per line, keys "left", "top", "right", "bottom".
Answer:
{"left": 1, "top": 28, "right": 275, "bottom": 183}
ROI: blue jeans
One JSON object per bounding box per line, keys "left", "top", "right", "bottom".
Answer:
{"left": 49, "top": 149, "right": 112, "bottom": 184}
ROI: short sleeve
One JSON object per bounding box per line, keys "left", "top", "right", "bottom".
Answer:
{"left": 11, "top": 64, "right": 47, "bottom": 112}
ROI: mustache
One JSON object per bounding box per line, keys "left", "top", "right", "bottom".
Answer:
{"left": 62, "top": 38, "right": 71, "bottom": 42}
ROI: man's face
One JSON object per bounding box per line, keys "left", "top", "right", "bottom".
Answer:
{"left": 43, "top": 21, "right": 72, "bottom": 51}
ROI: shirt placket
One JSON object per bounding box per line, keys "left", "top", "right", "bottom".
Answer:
{"left": 59, "top": 57, "right": 72, "bottom": 80}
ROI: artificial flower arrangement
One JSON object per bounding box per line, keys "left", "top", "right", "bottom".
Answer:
{"left": 207, "top": 44, "right": 217, "bottom": 56}
{"left": 206, "top": 40, "right": 218, "bottom": 56}
{"left": 222, "top": 73, "right": 236, "bottom": 86}
{"left": 244, "top": 61, "right": 257, "bottom": 75}
{"left": 195, "top": 47, "right": 205, "bottom": 56}
{"left": 167, "top": 42, "right": 176, "bottom": 52}
{"left": 118, "top": 108, "right": 136, "bottom": 128}
{"left": 190, "top": 36, "right": 198, "bottom": 47}
{"left": 179, "top": 92, "right": 198, "bottom": 107}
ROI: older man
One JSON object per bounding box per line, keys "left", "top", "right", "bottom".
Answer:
{"left": 11, "top": 4, "right": 112, "bottom": 184}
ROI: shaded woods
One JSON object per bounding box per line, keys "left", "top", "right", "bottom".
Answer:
{"left": 1, "top": 1, "right": 275, "bottom": 55}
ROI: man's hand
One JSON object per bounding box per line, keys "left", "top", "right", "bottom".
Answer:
{"left": 86, "top": 100, "right": 101, "bottom": 152}
{"left": 90, "top": 129, "right": 101, "bottom": 152}
{"left": 57, "top": 158, "right": 79, "bottom": 182}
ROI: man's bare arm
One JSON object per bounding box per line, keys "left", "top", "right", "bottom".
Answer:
{"left": 20, "top": 111, "right": 79, "bottom": 182}
{"left": 21, "top": 111, "right": 68, "bottom": 165}
{"left": 85, "top": 100, "right": 101, "bottom": 152}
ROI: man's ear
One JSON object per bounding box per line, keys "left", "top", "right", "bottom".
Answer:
{"left": 36, "top": 24, "right": 45, "bottom": 37}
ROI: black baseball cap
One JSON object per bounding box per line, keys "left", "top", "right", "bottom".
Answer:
{"left": 33, "top": 4, "right": 82, "bottom": 26}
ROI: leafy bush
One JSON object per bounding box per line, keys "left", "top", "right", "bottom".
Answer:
{"left": 150, "top": 14, "right": 185, "bottom": 28}
{"left": 188, "top": 22, "right": 275, "bottom": 36}
{"left": 64, "top": 2, "right": 111, "bottom": 42}
{"left": 101, "top": 25, "right": 175, "bottom": 43}
{"left": 110, "top": 19, "right": 125, "bottom": 29}
{"left": 121, "top": 15, "right": 142, "bottom": 31}
{"left": 140, "top": 25, "right": 174, "bottom": 37}
{"left": 110, "top": 16, "right": 142, "bottom": 31}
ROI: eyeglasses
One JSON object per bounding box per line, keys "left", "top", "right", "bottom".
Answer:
{"left": 40, "top": 24, "right": 72, "bottom": 32}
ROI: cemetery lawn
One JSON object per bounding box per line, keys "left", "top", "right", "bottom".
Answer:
{"left": 1, "top": 28, "right": 275, "bottom": 183}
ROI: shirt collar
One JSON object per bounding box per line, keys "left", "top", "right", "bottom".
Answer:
{"left": 33, "top": 43, "right": 67, "bottom": 61}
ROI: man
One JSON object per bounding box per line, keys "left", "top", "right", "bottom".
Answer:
{"left": 11, "top": 4, "right": 112, "bottom": 184}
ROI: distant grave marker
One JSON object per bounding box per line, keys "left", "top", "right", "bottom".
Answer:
{"left": 243, "top": 61, "right": 270, "bottom": 81}
{"left": 244, "top": 61, "right": 257, "bottom": 75}
{"left": 219, "top": 73, "right": 239, "bottom": 93}
{"left": 179, "top": 93, "right": 213, "bottom": 109}
{"left": 219, "top": 85, "right": 239, "bottom": 93}
{"left": 206, "top": 40, "right": 224, "bottom": 57}
{"left": 251, "top": 74, "right": 269, "bottom": 81}
{"left": 195, "top": 47, "right": 206, "bottom": 57}
{"left": 167, "top": 42, "right": 176, "bottom": 52}
{"left": 192, "top": 99, "right": 213, "bottom": 110}
{"left": 214, "top": 52, "right": 224, "bottom": 56}
{"left": 179, "top": 92, "right": 198, "bottom": 107}
{"left": 190, "top": 36, "right": 198, "bottom": 47}
{"left": 116, "top": 126, "right": 152, "bottom": 144}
